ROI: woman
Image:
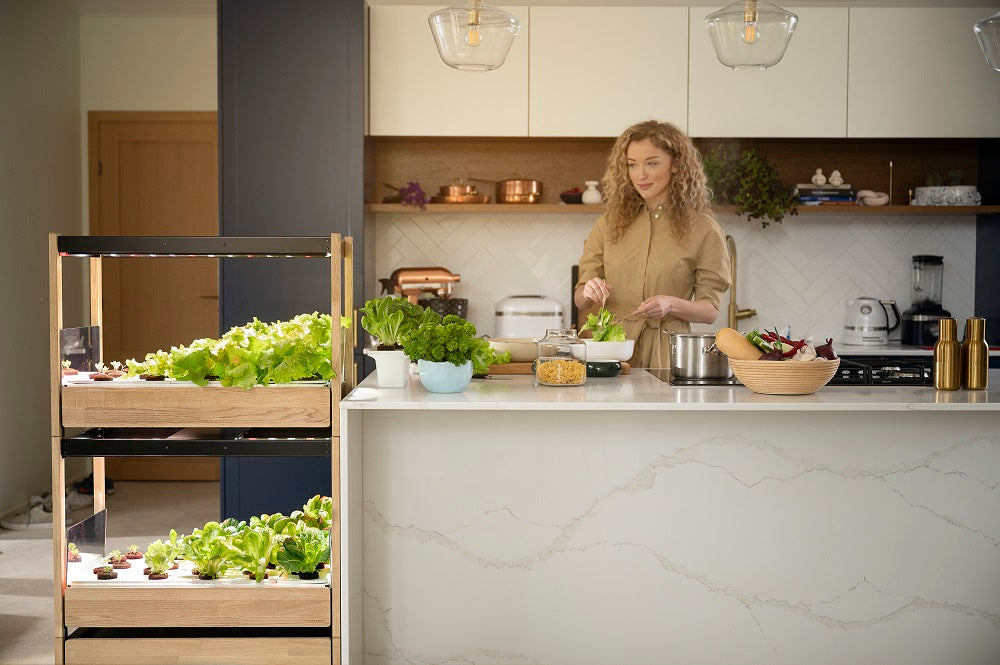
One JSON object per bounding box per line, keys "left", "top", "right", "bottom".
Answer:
{"left": 574, "top": 120, "right": 731, "bottom": 368}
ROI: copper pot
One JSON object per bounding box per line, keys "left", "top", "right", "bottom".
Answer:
{"left": 496, "top": 178, "right": 542, "bottom": 204}
{"left": 438, "top": 183, "right": 478, "bottom": 197}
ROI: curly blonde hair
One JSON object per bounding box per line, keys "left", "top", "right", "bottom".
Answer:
{"left": 601, "top": 120, "right": 711, "bottom": 243}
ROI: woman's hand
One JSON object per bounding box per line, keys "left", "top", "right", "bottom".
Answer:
{"left": 631, "top": 295, "right": 681, "bottom": 318}
{"left": 582, "top": 277, "right": 611, "bottom": 306}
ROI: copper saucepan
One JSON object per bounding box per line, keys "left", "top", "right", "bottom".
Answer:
{"left": 472, "top": 177, "right": 543, "bottom": 204}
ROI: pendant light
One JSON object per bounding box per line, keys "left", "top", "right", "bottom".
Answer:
{"left": 705, "top": 1, "right": 798, "bottom": 70}
{"left": 428, "top": 0, "right": 521, "bottom": 71}
{"left": 974, "top": 10, "right": 1000, "bottom": 72}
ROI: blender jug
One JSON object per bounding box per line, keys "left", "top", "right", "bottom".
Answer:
{"left": 901, "top": 255, "right": 951, "bottom": 345}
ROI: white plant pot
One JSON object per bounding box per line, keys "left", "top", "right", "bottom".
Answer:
{"left": 364, "top": 349, "right": 410, "bottom": 388}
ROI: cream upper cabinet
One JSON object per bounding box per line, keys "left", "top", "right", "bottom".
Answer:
{"left": 369, "top": 5, "right": 529, "bottom": 136}
{"left": 848, "top": 7, "right": 1000, "bottom": 138}
{"left": 688, "top": 6, "right": 848, "bottom": 137}
{"left": 528, "top": 6, "right": 688, "bottom": 137}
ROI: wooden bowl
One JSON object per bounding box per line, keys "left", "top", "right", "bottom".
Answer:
{"left": 729, "top": 358, "right": 840, "bottom": 395}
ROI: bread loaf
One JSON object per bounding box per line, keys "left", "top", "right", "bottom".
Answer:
{"left": 715, "top": 328, "right": 761, "bottom": 361}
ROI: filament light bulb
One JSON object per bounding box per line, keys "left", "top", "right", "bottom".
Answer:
{"left": 466, "top": 3, "right": 482, "bottom": 47}
{"left": 742, "top": 1, "right": 759, "bottom": 44}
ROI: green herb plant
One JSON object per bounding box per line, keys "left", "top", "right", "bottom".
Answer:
{"left": 126, "top": 312, "right": 340, "bottom": 389}
{"left": 359, "top": 296, "right": 439, "bottom": 349}
{"left": 277, "top": 524, "right": 331, "bottom": 579}
{"left": 581, "top": 308, "right": 626, "bottom": 342}
{"left": 703, "top": 144, "right": 797, "bottom": 227}
{"left": 403, "top": 315, "right": 510, "bottom": 374}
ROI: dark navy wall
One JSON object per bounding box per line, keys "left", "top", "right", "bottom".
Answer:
{"left": 218, "top": 0, "right": 365, "bottom": 520}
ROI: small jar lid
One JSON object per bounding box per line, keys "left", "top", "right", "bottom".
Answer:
{"left": 912, "top": 254, "right": 943, "bottom": 264}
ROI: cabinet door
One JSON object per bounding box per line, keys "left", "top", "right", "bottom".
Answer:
{"left": 848, "top": 7, "right": 1000, "bottom": 138}
{"left": 529, "top": 6, "right": 688, "bottom": 136}
{"left": 688, "top": 6, "right": 848, "bottom": 138}
{"left": 370, "top": 4, "right": 529, "bottom": 136}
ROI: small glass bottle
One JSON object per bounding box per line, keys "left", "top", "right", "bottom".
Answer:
{"left": 961, "top": 317, "right": 989, "bottom": 390}
{"left": 536, "top": 329, "right": 587, "bottom": 386}
{"left": 581, "top": 181, "right": 602, "bottom": 205}
{"left": 934, "top": 318, "right": 960, "bottom": 391}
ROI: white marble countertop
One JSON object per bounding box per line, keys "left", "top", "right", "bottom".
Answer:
{"left": 342, "top": 369, "right": 1000, "bottom": 412}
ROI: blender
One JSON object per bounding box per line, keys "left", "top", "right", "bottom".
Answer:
{"left": 900, "top": 255, "right": 951, "bottom": 346}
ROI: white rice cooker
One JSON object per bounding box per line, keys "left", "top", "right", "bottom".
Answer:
{"left": 495, "top": 295, "right": 564, "bottom": 338}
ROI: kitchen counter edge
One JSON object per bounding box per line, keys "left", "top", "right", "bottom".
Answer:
{"left": 341, "top": 370, "right": 1000, "bottom": 412}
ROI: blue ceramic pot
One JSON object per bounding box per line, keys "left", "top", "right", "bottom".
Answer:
{"left": 416, "top": 359, "right": 473, "bottom": 393}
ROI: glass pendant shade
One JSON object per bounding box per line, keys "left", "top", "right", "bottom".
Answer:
{"left": 974, "top": 11, "right": 1000, "bottom": 72}
{"left": 428, "top": 1, "right": 520, "bottom": 71}
{"left": 705, "top": 1, "right": 798, "bottom": 70}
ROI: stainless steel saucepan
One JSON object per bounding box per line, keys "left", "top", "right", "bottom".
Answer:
{"left": 668, "top": 332, "right": 732, "bottom": 379}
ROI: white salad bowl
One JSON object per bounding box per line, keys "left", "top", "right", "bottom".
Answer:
{"left": 584, "top": 339, "right": 634, "bottom": 362}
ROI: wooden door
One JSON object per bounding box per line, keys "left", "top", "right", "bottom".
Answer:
{"left": 89, "top": 111, "right": 220, "bottom": 481}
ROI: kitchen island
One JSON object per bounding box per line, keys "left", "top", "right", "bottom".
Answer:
{"left": 340, "top": 371, "right": 1000, "bottom": 665}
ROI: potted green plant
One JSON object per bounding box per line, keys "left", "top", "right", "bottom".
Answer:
{"left": 359, "top": 296, "right": 440, "bottom": 387}
{"left": 702, "top": 144, "right": 797, "bottom": 227}
{"left": 182, "top": 521, "right": 234, "bottom": 580}
{"left": 227, "top": 526, "right": 283, "bottom": 583}
{"left": 143, "top": 539, "right": 175, "bottom": 580}
{"left": 402, "top": 315, "right": 507, "bottom": 393}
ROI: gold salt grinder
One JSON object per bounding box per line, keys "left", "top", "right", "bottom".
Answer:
{"left": 934, "top": 318, "right": 960, "bottom": 391}
{"left": 961, "top": 317, "right": 988, "bottom": 390}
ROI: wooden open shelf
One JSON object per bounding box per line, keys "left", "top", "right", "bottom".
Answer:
{"left": 61, "top": 381, "right": 332, "bottom": 430}
{"left": 366, "top": 203, "right": 1000, "bottom": 216}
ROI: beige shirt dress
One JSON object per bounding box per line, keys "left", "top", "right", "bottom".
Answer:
{"left": 575, "top": 207, "right": 731, "bottom": 368}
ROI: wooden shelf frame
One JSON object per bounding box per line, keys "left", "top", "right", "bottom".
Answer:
{"left": 366, "top": 203, "right": 1000, "bottom": 216}
{"left": 49, "top": 233, "right": 354, "bottom": 665}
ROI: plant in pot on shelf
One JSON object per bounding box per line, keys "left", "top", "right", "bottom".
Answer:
{"left": 360, "top": 296, "right": 440, "bottom": 388}
{"left": 277, "top": 523, "right": 331, "bottom": 580}
{"left": 703, "top": 144, "right": 797, "bottom": 227}
{"left": 402, "top": 315, "right": 509, "bottom": 393}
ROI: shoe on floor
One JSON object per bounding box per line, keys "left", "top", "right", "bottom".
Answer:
{"left": 72, "top": 473, "right": 115, "bottom": 495}
{"left": 1, "top": 502, "right": 73, "bottom": 530}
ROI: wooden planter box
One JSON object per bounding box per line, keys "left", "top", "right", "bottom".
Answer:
{"left": 61, "top": 382, "right": 333, "bottom": 430}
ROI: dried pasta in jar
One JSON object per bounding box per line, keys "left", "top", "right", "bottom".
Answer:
{"left": 536, "top": 358, "right": 586, "bottom": 386}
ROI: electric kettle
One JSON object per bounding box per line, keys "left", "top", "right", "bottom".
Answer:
{"left": 843, "top": 297, "right": 901, "bottom": 345}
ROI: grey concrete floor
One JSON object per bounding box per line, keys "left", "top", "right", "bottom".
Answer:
{"left": 0, "top": 481, "right": 219, "bottom": 665}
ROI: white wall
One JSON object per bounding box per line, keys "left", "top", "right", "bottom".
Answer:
{"left": 372, "top": 212, "right": 976, "bottom": 346}
{"left": 0, "top": 0, "right": 82, "bottom": 516}
{"left": 79, "top": 15, "right": 217, "bottom": 224}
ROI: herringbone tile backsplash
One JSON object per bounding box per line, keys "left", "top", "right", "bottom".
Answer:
{"left": 371, "top": 212, "right": 976, "bottom": 342}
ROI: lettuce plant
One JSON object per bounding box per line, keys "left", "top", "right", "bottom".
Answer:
{"left": 183, "top": 522, "right": 234, "bottom": 580}
{"left": 290, "top": 495, "right": 334, "bottom": 531}
{"left": 227, "top": 526, "right": 283, "bottom": 583}
{"left": 359, "top": 297, "right": 439, "bottom": 349}
{"left": 144, "top": 540, "right": 174, "bottom": 576}
{"left": 277, "top": 524, "right": 331, "bottom": 579}
{"left": 125, "top": 312, "right": 341, "bottom": 389}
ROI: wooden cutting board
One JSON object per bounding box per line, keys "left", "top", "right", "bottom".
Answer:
{"left": 488, "top": 362, "right": 630, "bottom": 375}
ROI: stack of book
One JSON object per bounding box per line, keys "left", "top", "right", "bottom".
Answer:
{"left": 794, "top": 184, "right": 856, "bottom": 206}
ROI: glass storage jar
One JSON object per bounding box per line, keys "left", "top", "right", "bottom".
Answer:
{"left": 535, "top": 329, "right": 587, "bottom": 386}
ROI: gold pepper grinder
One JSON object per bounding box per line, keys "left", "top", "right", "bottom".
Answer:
{"left": 961, "top": 317, "right": 989, "bottom": 390}
{"left": 934, "top": 318, "right": 961, "bottom": 391}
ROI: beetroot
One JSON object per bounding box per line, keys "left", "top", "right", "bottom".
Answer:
{"left": 759, "top": 351, "right": 785, "bottom": 361}
{"left": 815, "top": 338, "right": 838, "bottom": 360}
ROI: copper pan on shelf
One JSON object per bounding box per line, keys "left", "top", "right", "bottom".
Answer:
{"left": 429, "top": 193, "right": 492, "bottom": 204}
